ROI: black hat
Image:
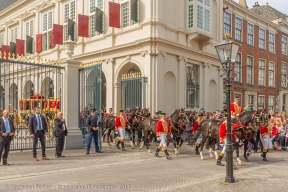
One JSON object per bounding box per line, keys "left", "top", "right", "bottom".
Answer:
{"left": 91, "top": 108, "right": 96, "bottom": 112}
{"left": 198, "top": 113, "right": 203, "bottom": 117}
{"left": 119, "top": 109, "right": 124, "bottom": 112}
{"left": 235, "top": 96, "right": 240, "bottom": 99}
{"left": 162, "top": 112, "right": 166, "bottom": 116}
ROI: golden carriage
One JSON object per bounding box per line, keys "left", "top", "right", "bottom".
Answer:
{"left": 9, "top": 93, "right": 61, "bottom": 140}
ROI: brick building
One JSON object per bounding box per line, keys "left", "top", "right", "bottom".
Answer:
{"left": 223, "top": 0, "right": 288, "bottom": 112}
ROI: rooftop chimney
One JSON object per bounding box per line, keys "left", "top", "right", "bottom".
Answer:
{"left": 239, "top": 0, "right": 248, "bottom": 8}
{"left": 252, "top": 1, "right": 260, "bottom": 8}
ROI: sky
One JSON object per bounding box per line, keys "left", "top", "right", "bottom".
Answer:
{"left": 233, "top": 0, "right": 288, "bottom": 15}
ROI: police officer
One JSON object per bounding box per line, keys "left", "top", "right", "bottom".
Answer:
{"left": 86, "top": 109, "right": 102, "bottom": 155}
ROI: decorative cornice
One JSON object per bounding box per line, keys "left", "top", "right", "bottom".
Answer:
{"left": 178, "top": 56, "right": 187, "bottom": 63}
{"left": 104, "top": 58, "right": 114, "bottom": 65}
{"left": 159, "top": 51, "right": 166, "bottom": 57}
{"left": 203, "top": 63, "right": 210, "bottom": 68}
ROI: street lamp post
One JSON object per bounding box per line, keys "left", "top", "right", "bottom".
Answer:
{"left": 214, "top": 34, "right": 240, "bottom": 183}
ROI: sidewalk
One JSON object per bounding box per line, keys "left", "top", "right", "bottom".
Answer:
{"left": 0, "top": 144, "right": 287, "bottom": 192}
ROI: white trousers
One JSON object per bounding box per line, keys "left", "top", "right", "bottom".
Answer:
{"left": 221, "top": 139, "right": 227, "bottom": 155}
{"left": 159, "top": 134, "right": 167, "bottom": 148}
{"left": 196, "top": 134, "right": 202, "bottom": 144}
{"left": 118, "top": 128, "right": 126, "bottom": 141}
{"left": 260, "top": 135, "right": 272, "bottom": 150}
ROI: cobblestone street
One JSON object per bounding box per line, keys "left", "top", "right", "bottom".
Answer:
{"left": 0, "top": 143, "right": 287, "bottom": 192}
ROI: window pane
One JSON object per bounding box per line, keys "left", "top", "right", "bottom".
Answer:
{"left": 64, "top": 4, "right": 69, "bottom": 23}
{"left": 269, "top": 63, "right": 274, "bottom": 87}
{"left": 188, "top": 4, "right": 193, "bottom": 28}
{"left": 259, "top": 29, "right": 265, "bottom": 49}
{"left": 122, "top": 3, "right": 129, "bottom": 28}
{"left": 235, "top": 18, "right": 242, "bottom": 40}
{"left": 197, "top": 5, "right": 203, "bottom": 29}
{"left": 97, "top": 0, "right": 104, "bottom": 10}
{"left": 26, "top": 22, "right": 30, "bottom": 36}
{"left": 281, "top": 64, "right": 287, "bottom": 87}
{"left": 90, "top": 0, "right": 96, "bottom": 13}
{"left": 48, "top": 12, "right": 52, "bottom": 30}
{"left": 248, "top": 24, "right": 253, "bottom": 45}
{"left": 187, "top": 64, "right": 199, "bottom": 108}
{"left": 204, "top": 0, "right": 210, "bottom": 7}
{"left": 224, "top": 12, "right": 231, "bottom": 34}
{"left": 70, "top": 1, "right": 76, "bottom": 21}
{"left": 43, "top": 13, "right": 47, "bottom": 31}
{"left": 30, "top": 20, "right": 33, "bottom": 37}
{"left": 204, "top": 9, "right": 210, "bottom": 32}
{"left": 91, "top": 15, "right": 96, "bottom": 37}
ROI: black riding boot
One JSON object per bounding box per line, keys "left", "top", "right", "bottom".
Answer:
{"left": 116, "top": 140, "right": 120, "bottom": 149}
{"left": 155, "top": 147, "right": 161, "bottom": 157}
{"left": 164, "top": 149, "right": 172, "bottom": 160}
{"left": 216, "top": 154, "right": 225, "bottom": 166}
{"left": 121, "top": 142, "right": 126, "bottom": 151}
{"left": 195, "top": 145, "right": 200, "bottom": 155}
{"left": 262, "top": 152, "right": 269, "bottom": 162}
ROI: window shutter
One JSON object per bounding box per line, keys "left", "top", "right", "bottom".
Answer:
{"left": 109, "top": 2, "right": 120, "bottom": 28}
{"left": 1, "top": 45, "right": 10, "bottom": 59}
{"left": 43, "top": 33, "right": 47, "bottom": 51}
{"left": 10, "top": 42, "right": 16, "bottom": 55}
{"left": 52, "top": 24, "right": 63, "bottom": 48}
{"left": 26, "top": 35, "right": 33, "bottom": 54}
{"left": 131, "top": 0, "right": 138, "bottom": 23}
{"left": 36, "top": 34, "right": 42, "bottom": 52}
{"left": 16, "top": 39, "right": 25, "bottom": 56}
{"left": 78, "top": 14, "right": 89, "bottom": 37}
{"left": 68, "top": 19, "right": 75, "bottom": 41}
{"left": 95, "top": 7, "right": 103, "bottom": 33}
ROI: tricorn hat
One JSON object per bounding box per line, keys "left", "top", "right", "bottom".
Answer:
{"left": 235, "top": 96, "right": 240, "bottom": 99}
{"left": 91, "top": 108, "right": 96, "bottom": 112}
{"left": 162, "top": 112, "right": 166, "bottom": 116}
{"left": 119, "top": 109, "right": 124, "bottom": 112}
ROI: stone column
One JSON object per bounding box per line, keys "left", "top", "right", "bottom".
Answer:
{"left": 178, "top": 56, "right": 187, "bottom": 109}
{"left": 202, "top": 63, "right": 210, "bottom": 110}
{"left": 62, "top": 36, "right": 82, "bottom": 149}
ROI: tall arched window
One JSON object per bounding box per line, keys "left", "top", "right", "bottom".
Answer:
{"left": 186, "top": 64, "right": 199, "bottom": 109}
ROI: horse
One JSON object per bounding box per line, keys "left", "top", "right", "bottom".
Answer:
{"left": 168, "top": 108, "right": 187, "bottom": 155}
{"left": 135, "top": 108, "right": 150, "bottom": 148}
{"left": 140, "top": 109, "right": 182, "bottom": 153}
{"left": 191, "top": 111, "right": 255, "bottom": 165}
{"left": 233, "top": 110, "right": 258, "bottom": 163}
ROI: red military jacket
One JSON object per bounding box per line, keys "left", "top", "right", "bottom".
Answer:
{"left": 219, "top": 121, "right": 238, "bottom": 144}
{"left": 115, "top": 115, "right": 128, "bottom": 132}
{"left": 192, "top": 120, "right": 199, "bottom": 134}
{"left": 260, "top": 123, "right": 273, "bottom": 139}
{"left": 271, "top": 126, "right": 278, "bottom": 138}
{"left": 230, "top": 102, "right": 244, "bottom": 116}
{"left": 156, "top": 119, "right": 171, "bottom": 138}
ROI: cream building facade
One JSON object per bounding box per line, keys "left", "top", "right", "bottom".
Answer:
{"left": 0, "top": 0, "right": 225, "bottom": 118}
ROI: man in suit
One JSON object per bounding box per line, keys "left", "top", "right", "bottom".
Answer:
{"left": 54, "top": 112, "right": 68, "bottom": 158}
{"left": 86, "top": 109, "right": 102, "bottom": 155}
{"left": 29, "top": 107, "right": 49, "bottom": 162}
{"left": 0, "top": 110, "right": 15, "bottom": 165}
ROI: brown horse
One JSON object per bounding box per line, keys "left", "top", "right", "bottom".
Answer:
{"left": 192, "top": 111, "right": 255, "bottom": 165}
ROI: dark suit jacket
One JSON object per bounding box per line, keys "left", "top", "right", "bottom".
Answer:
{"left": 0, "top": 117, "right": 15, "bottom": 142}
{"left": 29, "top": 114, "right": 48, "bottom": 135}
{"left": 86, "top": 115, "right": 101, "bottom": 132}
{"left": 54, "top": 117, "right": 68, "bottom": 137}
